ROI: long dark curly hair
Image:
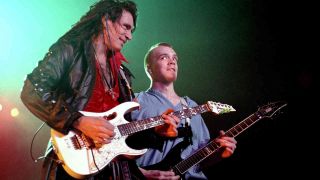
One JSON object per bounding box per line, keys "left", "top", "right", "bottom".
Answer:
{"left": 61, "top": 0, "right": 137, "bottom": 42}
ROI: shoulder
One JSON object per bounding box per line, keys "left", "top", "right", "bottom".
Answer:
{"left": 134, "top": 91, "right": 162, "bottom": 106}
{"left": 183, "top": 96, "right": 199, "bottom": 107}
{"left": 134, "top": 91, "right": 149, "bottom": 100}
{"left": 47, "top": 39, "right": 76, "bottom": 60}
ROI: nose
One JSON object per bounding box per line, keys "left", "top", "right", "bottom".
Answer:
{"left": 168, "top": 58, "right": 176, "bottom": 65}
{"left": 125, "top": 31, "right": 132, "bottom": 40}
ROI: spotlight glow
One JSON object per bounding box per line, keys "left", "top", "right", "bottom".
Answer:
{"left": 10, "top": 108, "right": 19, "bottom": 117}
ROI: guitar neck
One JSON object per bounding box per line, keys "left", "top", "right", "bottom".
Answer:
{"left": 117, "top": 104, "right": 211, "bottom": 136}
{"left": 173, "top": 112, "right": 261, "bottom": 175}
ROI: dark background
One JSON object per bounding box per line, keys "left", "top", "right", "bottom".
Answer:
{"left": 193, "top": 1, "right": 315, "bottom": 178}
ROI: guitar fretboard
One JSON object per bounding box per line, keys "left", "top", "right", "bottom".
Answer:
{"left": 117, "top": 104, "right": 211, "bottom": 136}
{"left": 173, "top": 113, "right": 261, "bottom": 175}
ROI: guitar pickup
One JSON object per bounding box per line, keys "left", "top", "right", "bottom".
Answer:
{"left": 70, "top": 135, "right": 81, "bottom": 149}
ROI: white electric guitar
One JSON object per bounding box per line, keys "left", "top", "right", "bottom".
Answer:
{"left": 51, "top": 101, "right": 235, "bottom": 179}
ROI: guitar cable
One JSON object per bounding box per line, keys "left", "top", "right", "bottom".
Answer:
{"left": 30, "top": 122, "right": 45, "bottom": 162}
{"left": 90, "top": 148, "right": 101, "bottom": 173}
{"left": 30, "top": 122, "right": 62, "bottom": 164}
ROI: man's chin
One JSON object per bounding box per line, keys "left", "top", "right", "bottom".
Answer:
{"left": 111, "top": 43, "right": 123, "bottom": 52}
{"left": 113, "top": 46, "right": 122, "bottom": 52}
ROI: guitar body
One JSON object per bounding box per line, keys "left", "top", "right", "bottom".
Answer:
{"left": 51, "top": 101, "right": 147, "bottom": 179}
{"left": 143, "top": 140, "right": 188, "bottom": 173}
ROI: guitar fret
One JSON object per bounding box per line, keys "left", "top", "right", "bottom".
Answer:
{"left": 134, "top": 121, "right": 141, "bottom": 132}
{"left": 179, "top": 163, "right": 188, "bottom": 174}
{"left": 131, "top": 122, "right": 137, "bottom": 134}
{"left": 248, "top": 114, "right": 258, "bottom": 123}
{"left": 188, "top": 158, "right": 196, "bottom": 169}
{"left": 134, "top": 121, "right": 140, "bottom": 132}
{"left": 209, "top": 142, "right": 219, "bottom": 150}
{"left": 124, "top": 123, "right": 131, "bottom": 135}
{"left": 122, "top": 125, "right": 128, "bottom": 135}
{"left": 125, "top": 123, "right": 131, "bottom": 135}
{"left": 247, "top": 117, "right": 254, "bottom": 123}
{"left": 120, "top": 124, "right": 127, "bottom": 135}
{"left": 226, "top": 129, "right": 234, "bottom": 137}
{"left": 134, "top": 120, "right": 141, "bottom": 132}
{"left": 125, "top": 124, "right": 130, "bottom": 134}
{"left": 230, "top": 129, "right": 237, "bottom": 137}
{"left": 197, "top": 150, "right": 207, "bottom": 160}
{"left": 138, "top": 119, "right": 147, "bottom": 130}
{"left": 239, "top": 122, "right": 247, "bottom": 129}
{"left": 235, "top": 125, "right": 242, "bottom": 132}
{"left": 143, "top": 119, "right": 152, "bottom": 129}
{"left": 243, "top": 120, "right": 249, "bottom": 126}
{"left": 117, "top": 125, "right": 124, "bottom": 136}
{"left": 119, "top": 123, "right": 130, "bottom": 136}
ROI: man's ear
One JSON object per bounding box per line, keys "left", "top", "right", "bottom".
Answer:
{"left": 146, "top": 65, "right": 152, "bottom": 74}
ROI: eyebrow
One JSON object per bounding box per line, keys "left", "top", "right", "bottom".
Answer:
{"left": 157, "top": 53, "right": 169, "bottom": 57}
{"left": 124, "top": 23, "right": 133, "bottom": 29}
{"left": 158, "top": 53, "right": 178, "bottom": 59}
{"left": 122, "top": 22, "right": 134, "bottom": 32}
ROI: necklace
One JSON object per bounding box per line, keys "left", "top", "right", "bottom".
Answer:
{"left": 93, "top": 46, "right": 117, "bottom": 101}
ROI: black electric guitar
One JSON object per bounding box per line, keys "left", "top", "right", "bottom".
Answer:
{"left": 143, "top": 101, "right": 287, "bottom": 177}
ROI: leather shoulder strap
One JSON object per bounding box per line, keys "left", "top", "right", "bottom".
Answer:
{"left": 119, "top": 66, "right": 134, "bottom": 100}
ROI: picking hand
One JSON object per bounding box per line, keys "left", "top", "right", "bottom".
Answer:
{"left": 73, "top": 116, "right": 115, "bottom": 145}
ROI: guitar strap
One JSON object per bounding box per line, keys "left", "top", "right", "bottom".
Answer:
{"left": 109, "top": 161, "right": 132, "bottom": 180}
{"left": 180, "top": 97, "right": 190, "bottom": 125}
{"left": 179, "top": 97, "right": 193, "bottom": 145}
{"left": 119, "top": 66, "right": 134, "bottom": 101}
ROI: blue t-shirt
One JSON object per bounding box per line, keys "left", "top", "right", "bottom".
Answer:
{"left": 131, "top": 89, "right": 210, "bottom": 179}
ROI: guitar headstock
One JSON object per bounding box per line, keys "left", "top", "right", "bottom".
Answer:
{"left": 207, "top": 101, "right": 236, "bottom": 114}
{"left": 257, "top": 101, "right": 287, "bottom": 119}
